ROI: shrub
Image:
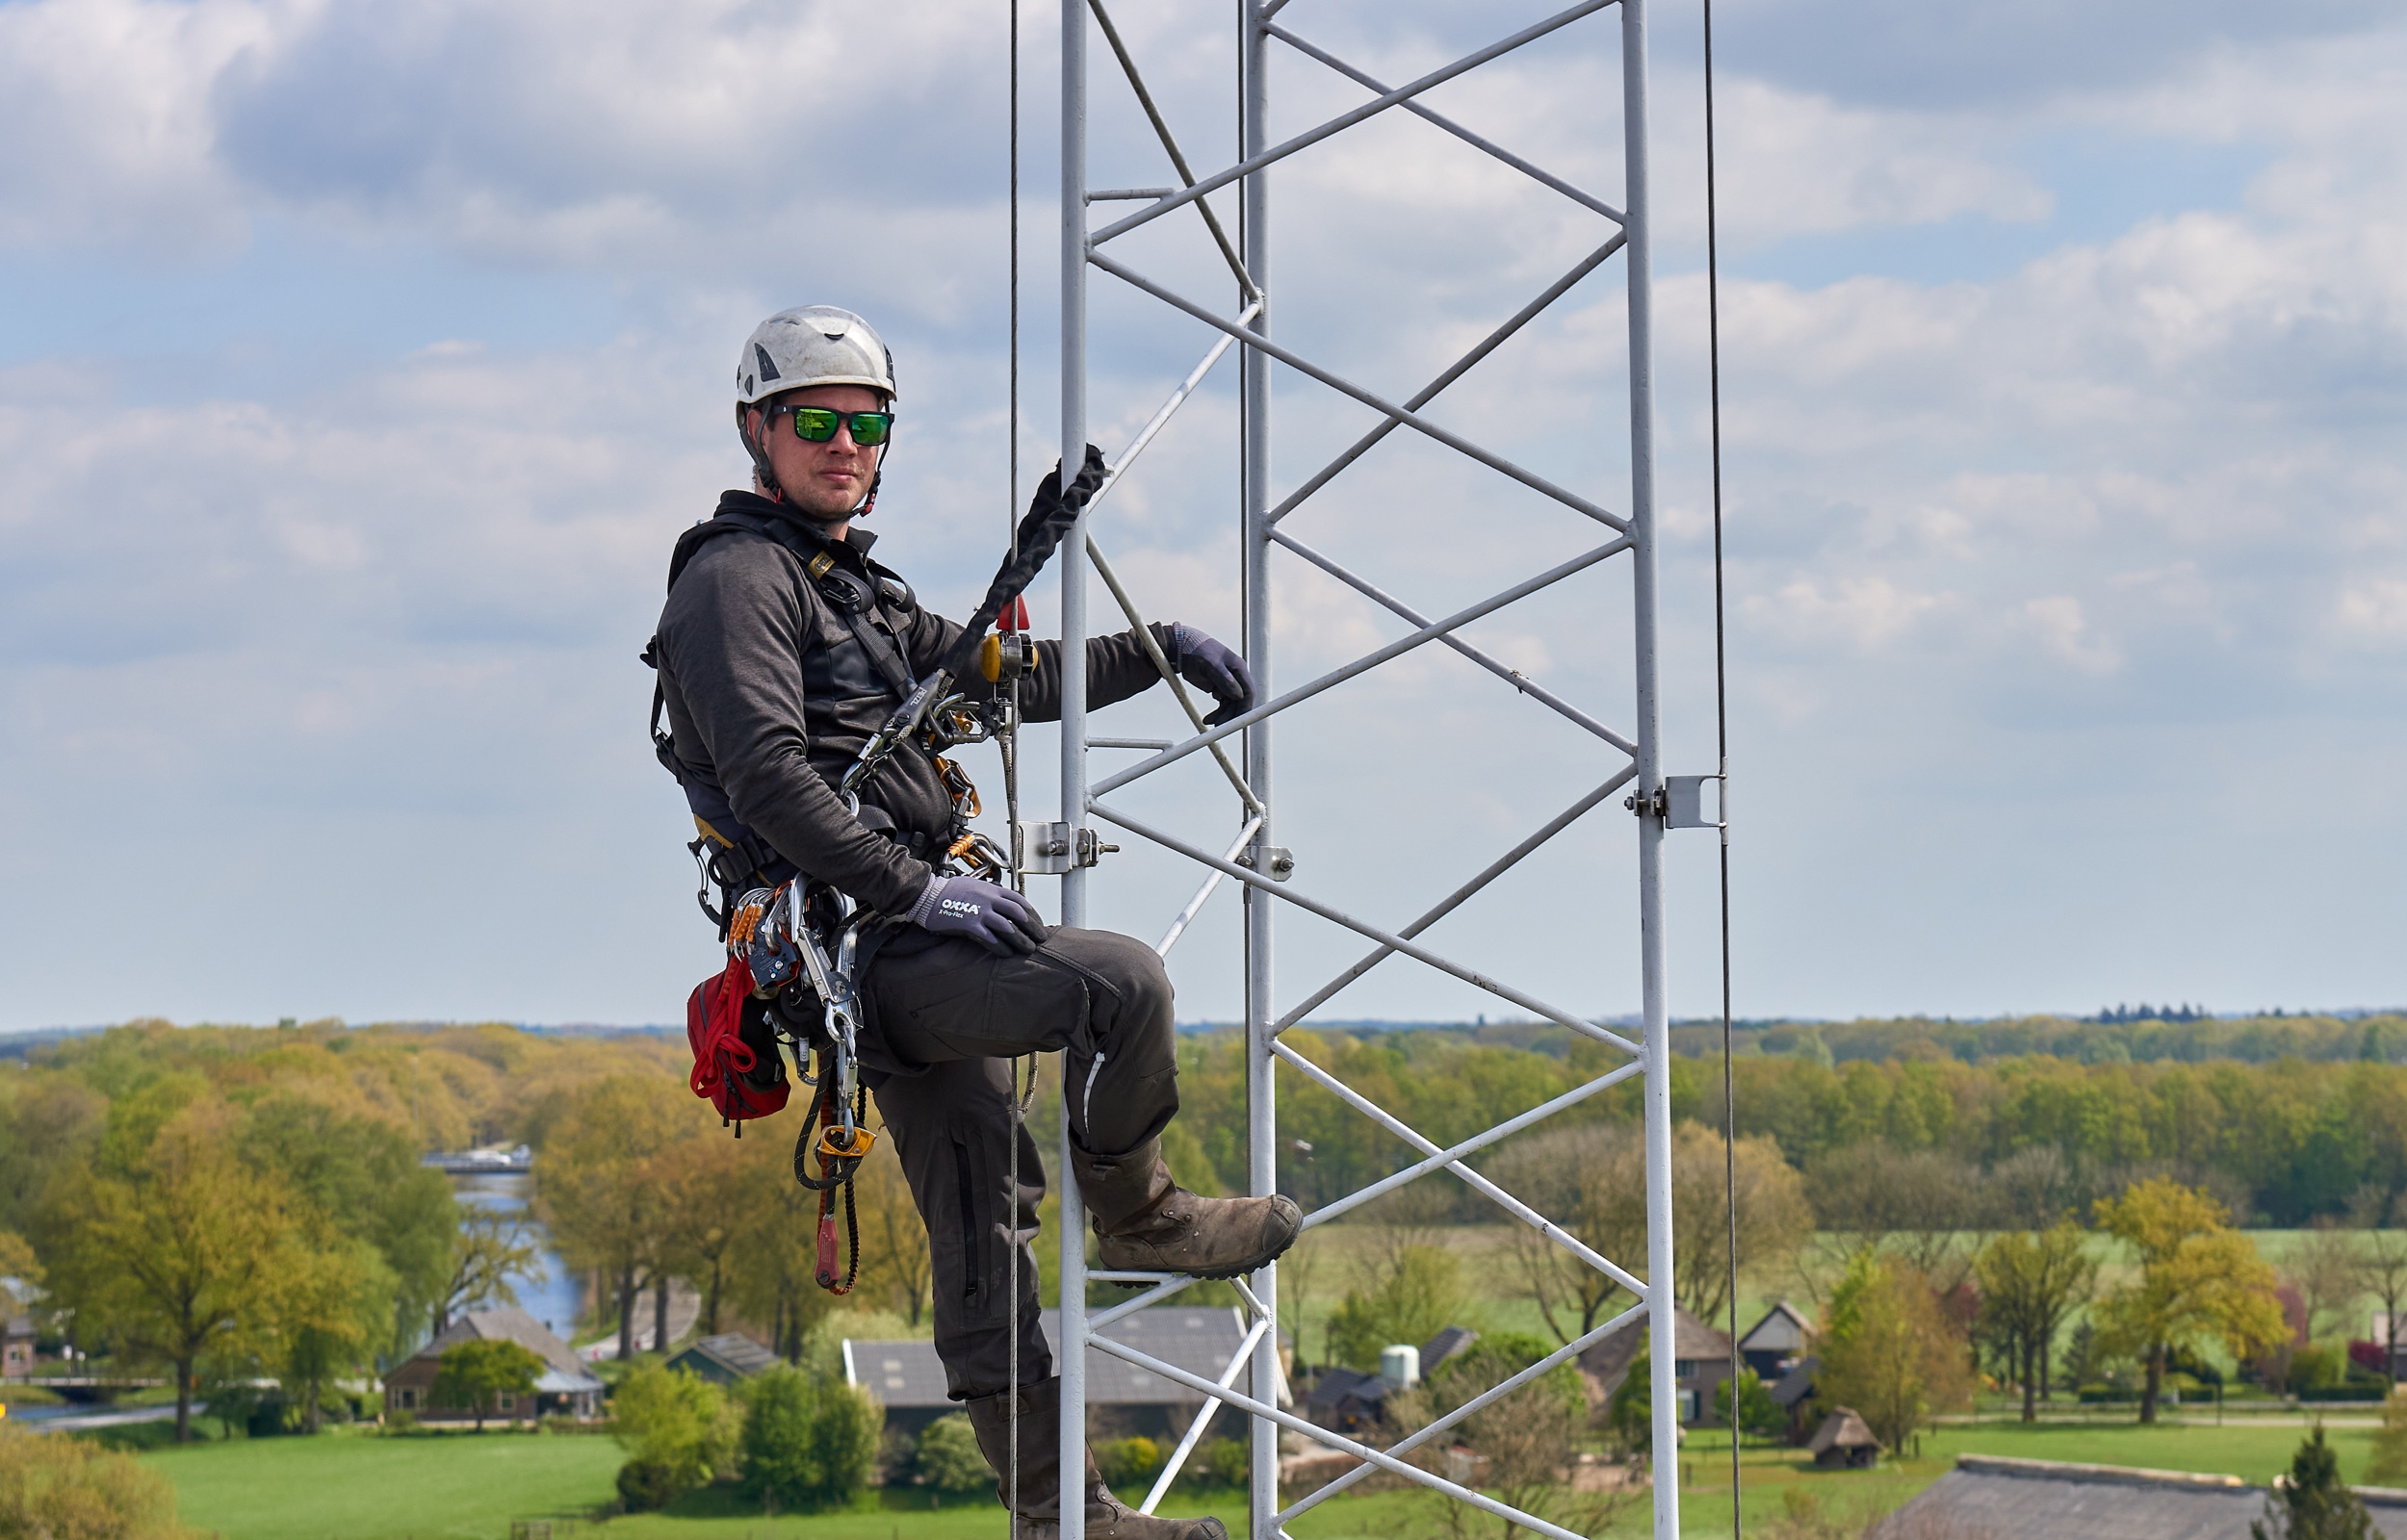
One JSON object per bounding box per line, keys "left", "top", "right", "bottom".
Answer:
{"left": 2366, "top": 1389, "right": 2407, "bottom": 1485}
{"left": 916, "top": 1413, "right": 993, "bottom": 1495}
{"left": 1095, "top": 1435, "right": 1162, "bottom": 1488}
{"left": 1401, "top": 1332, "right": 1624, "bottom": 1535}
{"left": 1183, "top": 1437, "right": 1248, "bottom": 1489}
{"left": 616, "top": 1456, "right": 689, "bottom": 1513}
{"left": 2252, "top": 1424, "right": 2373, "bottom": 1539}
{"left": 739, "top": 1367, "right": 880, "bottom": 1512}
{"left": 2168, "top": 1344, "right": 2226, "bottom": 1387}
{"left": 1765, "top": 1486, "right": 1903, "bottom": 1540}
{"left": 1608, "top": 1348, "right": 1655, "bottom": 1454}
{"left": 1325, "top": 1246, "right": 1466, "bottom": 1372}
{"left": 610, "top": 1363, "right": 738, "bottom": 1510}
{"left": 1713, "top": 1366, "right": 1785, "bottom": 1436}
{"left": 876, "top": 1424, "right": 918, "bottom": 1486}
{"left": 2300, "top": 1387, "right": 2386, "bottom": 1404}
{"left": 0, "top": 1423, "right": 194, "bottom": 1538}
{"left": 245, "top": 1395, "right": 296, "bottom": 1439}
{"left": 2291, "top": 1345, "right": 2348, "bottom": 1395}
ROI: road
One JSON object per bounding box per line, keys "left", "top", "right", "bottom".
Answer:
{"left": 4, "top": 1399, "right": 194, "bottom": 1434}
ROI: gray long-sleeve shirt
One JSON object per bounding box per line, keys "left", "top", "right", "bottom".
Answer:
{"left": 653, "top": 492, "right": 1172, "bottom": 914}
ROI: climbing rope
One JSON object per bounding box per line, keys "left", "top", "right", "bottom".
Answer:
{"left": 1703, "top": 0, "right": 1743, "bottom": 1531}
{"left": 793, "top": 1064, "right": 871, "bottom": 1295}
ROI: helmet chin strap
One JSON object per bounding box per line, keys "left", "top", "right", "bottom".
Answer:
{"left": 739, "top": 406, "right": 887, "bottom": 524}
{"left": 739, "top": 403, "right": 787, "bottom": 503}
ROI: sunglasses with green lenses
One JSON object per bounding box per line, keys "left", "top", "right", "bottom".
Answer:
{"left": 770, "top": 404, "right": 893, "bottom": 447}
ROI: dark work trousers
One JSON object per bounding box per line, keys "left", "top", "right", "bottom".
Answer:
{"left": 861, "top": 924, "right": 1178, "bottom": 1400}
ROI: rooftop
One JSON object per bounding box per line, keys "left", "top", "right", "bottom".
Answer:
{"left": 411, "top": 1305, "right": 603, "bottom": 1393}
{"left": 845, "top": 1307, "right": 1264, "bottom": 1412}
{"left": 1576, "top": 1303, "right": 1733, "bottom": 1405}
{"left": 671, "top": 1333, "right": 780, "bottom": 1378}
{"left": 1738, "top": 1300, "right": 1815, "bottom": 1353}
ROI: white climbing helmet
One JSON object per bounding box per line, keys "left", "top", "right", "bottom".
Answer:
{"left": 736, "top": 306, "right": 898, "bottom": 406}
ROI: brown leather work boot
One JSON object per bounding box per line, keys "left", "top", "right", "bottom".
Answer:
{"left": 964, "top": 1377, "right": 1229, "bottom": 1540}
{"left": 1076, "top": 1138, "right": 1302, "bottom": 1280}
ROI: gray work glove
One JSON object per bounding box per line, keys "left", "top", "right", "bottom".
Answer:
{"left": 908, "top": 873, "right": 1048, "bottom": 957}
{"left": 1169, "top": 623, "right": 1257, "bottom": 727}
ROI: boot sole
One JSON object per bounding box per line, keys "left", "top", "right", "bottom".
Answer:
{"left": 1100, "top": 1199, "right": 1304, "bottom": 1282}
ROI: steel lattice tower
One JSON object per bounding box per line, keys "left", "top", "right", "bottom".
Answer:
{"left": 1042, "top": 2, "right": 1690, "bottom": 1534}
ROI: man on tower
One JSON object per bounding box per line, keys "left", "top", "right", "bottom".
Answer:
{"left": 648, "top": 306, "right": 1296, "bottom": 1540}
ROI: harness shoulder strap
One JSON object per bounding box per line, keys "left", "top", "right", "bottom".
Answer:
{"left": 707, "top": 510, "right": 919, "bottom": 702}
{"left": 835, "top": 603, "right": 916, "bottom": 701}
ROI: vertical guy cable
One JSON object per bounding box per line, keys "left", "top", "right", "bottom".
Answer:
{"left": 1702, "top": 0, "right": 1743, "bottom": 1530}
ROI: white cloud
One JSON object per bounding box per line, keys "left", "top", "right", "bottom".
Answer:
{"left": 2018, "top": 596, "right": 2123, "bottom": 673}
{"left": 2333, "top": 582, "right": 2407, "bottom": 648}
{"left": 0, "top": 0, "right": 271, "bottom": 251}
{"left": 1701, "top": 79, "right": 2054, "bottom": 242}
{"left": 1747, "top": 576, "right": 1947, "bottom": 652}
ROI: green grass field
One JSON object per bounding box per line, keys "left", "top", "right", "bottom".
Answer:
{"left": 143, "top": 1428, "right": 624, "bottom": 1540}
{"left": 127, "top": 1219, "right": 2382, "bottom": 1538}
{"left": 134, "top": 1409, "right": 2376, "bottom": 1539}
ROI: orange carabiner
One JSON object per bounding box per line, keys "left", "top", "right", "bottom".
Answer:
{"left": 817, "top": 1123, "right": 877, "bottom": 1161}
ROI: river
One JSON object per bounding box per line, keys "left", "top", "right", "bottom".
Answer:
{"left": 449, "top": 1172, "right": 585, "bottom": 1343}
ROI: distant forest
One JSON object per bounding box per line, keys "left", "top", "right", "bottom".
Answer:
{"left": 1172, "top": 1010, "right": 2407, "bottom": 1231}
{"left": 1679, "top": 1009, "right": 2407, "bottom": 1067}
{"left": 1291, "top": 1008, "right": 2407, "bottom": 1068}
{"left": 11, "top": 1009, "right": 2407, "bottom": 1253}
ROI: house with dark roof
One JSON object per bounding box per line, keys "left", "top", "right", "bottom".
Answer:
{"left": 1874, "top": 1454, "right": 2407, "bottom": 1539}
{"left": 1736, "top": 1300, "right": 1814, "bottom": 1381}
{"left": 845, "top": 1307, "right": 1278, "bottom": 1439}
{"left": 1418, "top": 1326, "right": 1479, "bottom": 1374}
{"left": 383, "top": 1305, "right": 604, "bottom": 1423}
{"left": 1767, "top": 1353, "right": 1820, "bottom": 1444}
{"left": 1302, "top": 1368, "right": 1387, "bottom": 1435}
{"left": 666, "top": 1333, "right": 779, "bottom": 1385}
{"left": 1575, "top": 1304, "right": 1733, "bottom": 1425}
{"left": 1301, "top": 1327, "right": 1480, "bottom": 1436}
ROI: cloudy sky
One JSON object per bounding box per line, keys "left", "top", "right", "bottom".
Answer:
{"left": 1, "top": 0, "right": 2400, "bottom": 1032}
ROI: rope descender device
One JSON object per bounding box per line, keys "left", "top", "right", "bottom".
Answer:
{"left": 788, "top": 888, "right": 873, "bottom": 1296}
{"left": 816, "top": 1122, "right": 876, "bottom": 1161}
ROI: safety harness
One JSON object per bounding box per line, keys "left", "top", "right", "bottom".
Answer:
{"left": 641, "top": 506, "right": 939, "bottom": 936}
{"left": 646, "top": 480, "right": 1083, "bottom": 1297}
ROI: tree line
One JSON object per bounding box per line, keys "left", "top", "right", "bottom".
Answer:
{"left": 17, "top": 1011, "right": 2407, "bottom": 1451}
{"left": 1677, "top": 1008, "right": 2407, "bottom": 1067}
{"left": 6, "top": 1078, "right": 462, "bottom": 1441}
{"left": 1160, "top": 1024, "right": 2407, "bottom": 1228}
{"left": 0, "top": 1021, "right": 682, "bottom": 1440}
